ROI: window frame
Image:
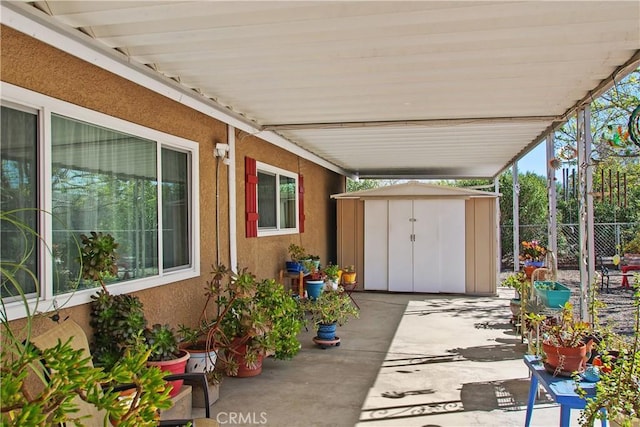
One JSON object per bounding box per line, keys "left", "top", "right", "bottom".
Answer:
{"left": 255, "top": 161, "right": 299, "bottom": 237}
{"left": 1, "top": 83, "right": 200, "bottom": 321}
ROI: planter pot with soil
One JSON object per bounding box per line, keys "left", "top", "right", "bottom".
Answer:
{"left": 147, "top": 349, "right": 190, "bottom": 397}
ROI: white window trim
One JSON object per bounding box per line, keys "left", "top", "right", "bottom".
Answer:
{"left": 2, "top": 83, "right": 200, "bottom": 321}
{"left": 256, "top": 161, "right": 298, "bottom": 237}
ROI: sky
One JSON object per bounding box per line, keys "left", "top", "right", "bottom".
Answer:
{"left": 515, "top": 142, "right": 547, "bottom": 176}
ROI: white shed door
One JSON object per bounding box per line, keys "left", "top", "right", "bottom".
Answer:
{"left": 412, "top": 200, "right": 442, "bottom": 293}
{"left": 364, "top": 200, "right": 388, "bottom": 291}
{"left": 388, "top": 200, "right": 414, "bottom": 292}
{"left": 412, "top": 200, "right": 466, "bottom": 293}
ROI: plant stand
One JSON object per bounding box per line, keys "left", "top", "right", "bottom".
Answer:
{"left": 312, "top": 336, "right": 340, "bottom": 349}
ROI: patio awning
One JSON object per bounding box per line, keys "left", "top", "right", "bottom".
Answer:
{"left": 4, "top": 1, "right": 640, "bottom": 179}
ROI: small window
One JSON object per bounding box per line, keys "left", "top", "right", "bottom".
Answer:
{"left": 256, "top": 162, "right": 298, "bottom": 236}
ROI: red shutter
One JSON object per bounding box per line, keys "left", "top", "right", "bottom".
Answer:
{"left": 298, "top": 174, "right": 305, "bottom": 233}
{"left": 245, "top": 157, "right": 258, "bottom": 238}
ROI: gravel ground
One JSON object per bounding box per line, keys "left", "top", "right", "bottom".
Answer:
{"left": 499, "top": 269, "right": 639, "bottom": 338}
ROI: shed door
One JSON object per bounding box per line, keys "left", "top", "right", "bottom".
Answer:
{"left": 412, "top": 200, "right": 466, "bottom": 293}
{"left": 412, "top": 200, "right": 441, "bottom": 293}
{"left": 364, "top": 200, "right": 388, "bottom": 291}
{"left": 388, "top": 200, "right": 414, "bottom": 292}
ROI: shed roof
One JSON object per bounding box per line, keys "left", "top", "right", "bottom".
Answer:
{"left": 331, "top": 181, "right": 499, "bottom": 199}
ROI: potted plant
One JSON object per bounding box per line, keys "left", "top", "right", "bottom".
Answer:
{"left": 534, "top": 280, "right": 572, "bottom": 309}
{"left": 520, "top": 239, "right": 547, "bottom": 278}
{"left": 501, "top": 271, "right": 528, "bottom": 319}
{"left": 181, "top": 265, "right": 302, "bottom": 378}
{"left": 302, "top": 288, "right": 359, "bottom": 348}
{"left": 304, "top": 262, "right": 326, "bottom": 300}
{"left": 144, "top": 323, "right": 190, "bottom": 398}
{"left": 306, "top": 254, "right": 321, "bottom": 270}
{"left": 255, "top": 278, "right": 304, "bottom": 360}
{"left": 323, "top": 263, "right": 341, "bottom": 290}
{"left": 0, "top": 211, "right": 173, "bottom": 426}
{"left": 342, "top": 265, "right": 357, "bottom": 285}
{"left": 540, "top": 302, "right": 593, "bottom": 375}
{"left": 578, "top": 280, "right": 640, "bottom": 427}
{"left": 286, "top": 243, "right": 306, "bottom": 272}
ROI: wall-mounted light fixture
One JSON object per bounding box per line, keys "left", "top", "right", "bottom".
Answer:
{"left": 214, "top": 143, "right": 230, "bottom": 158}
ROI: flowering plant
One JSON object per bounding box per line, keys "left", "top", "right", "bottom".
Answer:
{"left": 520, "top": 240, "right": 547, "bottom": 262}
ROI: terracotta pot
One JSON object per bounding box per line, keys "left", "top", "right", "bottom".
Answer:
{"left": 147, "top": 349, "right": 190, "bottom": 397}
{"left": 542, "top": 341, "right": 588, "bottom": 374}
{"left": 227, "top": 340, "right": 263, "bottom": 378}
{"left": 524, "top": 266, "right": 536, "bottom": 279}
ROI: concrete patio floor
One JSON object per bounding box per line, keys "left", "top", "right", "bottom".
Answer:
{"left": 205, "top": 289, "right": 584, "bottom": 427}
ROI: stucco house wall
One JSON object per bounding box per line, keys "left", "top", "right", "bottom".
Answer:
{"left": 1, "top": 25, "right": 343, "bottom": 337}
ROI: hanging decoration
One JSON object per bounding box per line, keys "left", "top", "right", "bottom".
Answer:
{"left": 597, "top": 105, "right": 640, "bottom": 157}
{"left": 629, "top": 104, "right": 640, "bottom": 147}
{"left": 558, "top": 145, "right": 578, "bottom": 160}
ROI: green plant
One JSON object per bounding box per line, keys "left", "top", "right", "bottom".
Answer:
{"left": 623, "top": 232, "right": 640, "bottom": 254}
{"left": 501, "top": 271, "right": 528, "bottom": 296}
{"left": 78, "top": 231, "right": 119, "bottom": 293}
{"left": 322, "top": 263, "right": 341, "bottom": 281}
{"left": 578, "top": 279, "right": 640, "bottom": 426}
{"left": 255, "top": 279, "right": 304, "bottom": 360}
{"left": 343, "top": 265, "right": 356, "bottom": 274}
{"left": 302, "top": 288, "right": 359, "bottom": 326}
{"left": 90, "top": 290, "right": 147, "bottom": 371}
{"left": 145, "top": 324, "right": 181, "bottom": 362}
{"left": 541, "top": 302, "right": 592, "bottom": 348}
{"left": 0, "top": 210, "right": 171, "bottom": 426}
{"left": 179, "top": 265, "right": 302, "bottom": 377}
{"left": 287, "top": 244, "right": 306, "bottom": 263}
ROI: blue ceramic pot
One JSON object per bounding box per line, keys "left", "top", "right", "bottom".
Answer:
{"left": 524, "top": 260, "right": 544, "bottom": 267}
{"left": 317, "top": 322, "right": 337, "bottom": 340}
{"left": 306, "top": 280, "right": 324, "bottom": 300}
{"left": 286, "top": 261, "right": 303, "bottom": 273}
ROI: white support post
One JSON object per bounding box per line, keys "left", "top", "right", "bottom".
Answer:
{"left": 576, "top": 107, "right": 596, "bottom": 321}
{"left": 546, "top": 134, "right": 558, "bottom": 269}
{"left": 513, "top": 163, "right": 520, "bottom": 272}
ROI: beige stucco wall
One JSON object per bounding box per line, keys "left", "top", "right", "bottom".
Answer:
{"left": 234, "top": 132, "right": 345, "bottom": 280}
{"left": 1, "top": 26, "right": 343, "bottom": 338}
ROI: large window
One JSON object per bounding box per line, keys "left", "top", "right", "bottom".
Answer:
{"left": 1, "top": 84, "right": 199, "bottom": 318}
{"left": 257, "top": 162, "right": 298, "bottom": 235}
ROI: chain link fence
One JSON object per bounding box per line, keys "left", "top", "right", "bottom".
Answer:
{"left": 501, "top": 222, "right": 639, "bottom": 270}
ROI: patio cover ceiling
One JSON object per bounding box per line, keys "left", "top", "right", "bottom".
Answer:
{"left": 8, "top": 1, "right": 640, "bottom": 179}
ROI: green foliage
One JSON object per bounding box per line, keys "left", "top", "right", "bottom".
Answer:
{"left": 255, "top": 279, "right": 304, "bottom": 360}
{"left": 346, "top": 178, "right": 381, "bottom": 192}
{"left": 578, "top": 280, "right": 640, "bottom": 426}
{"left": 179, "top": 265, "right": 303, "bottom": 377}
{"left": 0, "top": 211, "right": 171, "bottom": 426}
{"left": 500, "top": 272, "right": 528, "bottom": 295}
{"left": 302, "top": 287, "right": 360, "bottom": 326}
{"left": 287, "top": 244, "right": 306, "bottom": 262}
{"left": 78, "top": 231, "right": 119, "bottom": 292}
{"left": 623, "top": 232, "right": 640, "bottom": 254}
{"left": 322, "top": 263, "right": 341, "bottom": 281}
{"left": 90, "top": 290, "right": 147, "bottom": 371}
{"left": 145, "top": 324, "right": 181, "bottom": 362}
{"left": 541, "top": 302, "right": 592, "bottom": 348}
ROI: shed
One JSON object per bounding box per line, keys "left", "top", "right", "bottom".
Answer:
{"left": 332, "top": 181, "right": 500, "bottom": 295}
